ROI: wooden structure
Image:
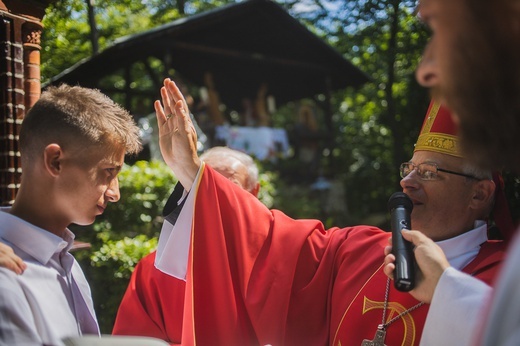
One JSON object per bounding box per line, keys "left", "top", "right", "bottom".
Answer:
{"left": 47, "top": 0, "right": 368, "bottom": 147}
{"left": 0, "top": 0, "right": 51, "bottom": 205}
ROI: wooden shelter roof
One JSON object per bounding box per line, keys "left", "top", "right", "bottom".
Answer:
{"left": 47, "top": 0, "right": 369, "bottom": 111}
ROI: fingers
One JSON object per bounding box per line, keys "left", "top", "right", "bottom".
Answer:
{"left": 401, "top": 229, "right": 414, "bottom": 240}
{"left": 165, "top": 79, "right": 187, "bottom": 108}
{"left": 384, "top": 244, "right": 392, "bottom": 256}
{"left": 17, "top": 258, "right": 27, "bottom": 274}
{"left": 1, "top": 258, "right": 26, "bottom": 275}
{"left": 174, "top": 100, "right": 187, "bottom": 120}
{"left": 154, "top": 99, "right": 167, "bottom": 124}
{"left": 173, "top": 100, "right": 197, "bottom": 136}
{"left": 160, "top": 86, "right": 170, "bottom": 111}
{"left": 155, "top": 78, "right": 181, "bottom": 125}
{"left": 400, "top": 229, "right": 426, "bottom": 246}
{"left": 0, "top": 245, "right": 26, "bottom": 275}
{"left": 156, "top": 79, "right": 192, "bottom": 126}
{"left": 164, "top": 79, "right": 189, "bottom": 115}
{"left": 383, "top": 234, "right": 395, "bottom": 279}
{"left": 383, "top": 261, "right": 395, "bottom": 279}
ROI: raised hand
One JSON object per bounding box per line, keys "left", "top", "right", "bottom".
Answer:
{"left": 154, "top": 78, "right": 201, "bottom": 190}
{"left": 383, "top": 230, "right": 450, "bottom": 303}
{"left": 0, "top": 242, "right": 26, "bottom": 275}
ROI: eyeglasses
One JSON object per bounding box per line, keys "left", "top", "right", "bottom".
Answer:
{"left": 400, "top": 162, "right": 479, "bottom": 181}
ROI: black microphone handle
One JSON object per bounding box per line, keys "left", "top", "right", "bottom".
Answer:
{"left": 391, "top": 206, "right": 415, "bottom": 292}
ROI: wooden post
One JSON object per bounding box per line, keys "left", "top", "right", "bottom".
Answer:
{"left": 0, "top": 0, "right": 50, "bottom": 205}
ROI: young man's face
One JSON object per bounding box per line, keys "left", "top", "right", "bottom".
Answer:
{"left": 56, "top": 145, "right": 125, "bottom": 227}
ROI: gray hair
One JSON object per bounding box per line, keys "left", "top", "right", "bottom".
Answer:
{"left": 460, "top": 161, "right": 495, "bottom": 220}
{"left": 200, "top": 146, "right": 259, "bottom": 192}
{"left": 462, "top": 162, "right": 493, "bottom": 181}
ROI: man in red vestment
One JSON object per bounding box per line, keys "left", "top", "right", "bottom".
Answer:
{"left": 112, "top": 146, "right": 261, "bottom": 344}
{"left": 141, "top": 78, "right": 509, "bottom": 346}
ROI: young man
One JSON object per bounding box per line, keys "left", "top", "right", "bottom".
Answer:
{"left": 112, "top": 146, "right": 260, "bottom": 344}
{"left": 153, "top": 78, "right": 507, "bottom": 345}
{"left": 0, "top": 84, "right": 141, "bottom": 345}
{"left": 382, "top": 1, "right": 520, "bottom": 345}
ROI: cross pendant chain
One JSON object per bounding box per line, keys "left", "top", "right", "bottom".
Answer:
{"left": 361, "top": 279, "right": 424, "bottom": 346}
{"left": 361, "top": 325, "right": 387, "bottom": 346}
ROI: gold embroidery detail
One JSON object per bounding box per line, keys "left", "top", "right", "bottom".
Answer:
{"left": 415, "top": 133, "right": 460, "bottom": 157}
{"left": 363, "top": 296, "right": 418, "bottom": 346}
{"left": 414, "top": 101, "right": 461, "bottom": 157}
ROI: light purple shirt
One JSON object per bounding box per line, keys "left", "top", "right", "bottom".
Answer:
{"left": 0, "top": 209, "right": 99, "bottom": 346}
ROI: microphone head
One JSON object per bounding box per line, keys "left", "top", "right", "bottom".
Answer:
{"left": 387, "top": 192, "right": 413, "bottom": 212}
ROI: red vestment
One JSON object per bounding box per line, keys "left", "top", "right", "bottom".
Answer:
{"left": 112, "top": 251, "right": 184, "bottom": 345}
{"left": 329, "top": 231, "right": 505, "bottom": 346}
{"left": 114, "top": 166, "right": 507, "bottom": 345}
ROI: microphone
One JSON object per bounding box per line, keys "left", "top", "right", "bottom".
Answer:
{"left": 387, "top": 192, "right": 415, "bottom": 292}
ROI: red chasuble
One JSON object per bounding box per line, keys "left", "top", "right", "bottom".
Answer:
{"left": 112, "top": 251, "right": 184, "bottom": 345}
{"left": 182, "top": 165, "right": 368, "bottom": 345}
{"left": 124, "top": 165, "right": 506, "bottom": 345}
{"left": 330, "top": 235, "right": 506, "bottom": 346}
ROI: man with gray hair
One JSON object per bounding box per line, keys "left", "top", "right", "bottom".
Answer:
{"left": 199, "top": 146, "right": 260, "bottom": 196}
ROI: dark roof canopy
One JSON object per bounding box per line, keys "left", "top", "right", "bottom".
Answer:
{"left": 48, "top": 0, "right": 368, "bottom": 111}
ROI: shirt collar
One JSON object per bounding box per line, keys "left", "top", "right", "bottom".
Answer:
{"left": 435, "top": 220, "right": 488, "bottom": 269}
{"left": 0, "top": 208, "right": 75, "bottom": 265}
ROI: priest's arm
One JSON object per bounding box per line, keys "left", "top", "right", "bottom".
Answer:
{"left": 153, "top": 78, "right": 356, "bottom": 345}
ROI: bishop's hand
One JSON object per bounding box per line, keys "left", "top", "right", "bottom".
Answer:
{"left": 155, "top": 78, "right": 201, "bottom": 190}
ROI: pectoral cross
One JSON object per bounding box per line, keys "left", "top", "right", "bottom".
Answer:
{"left": 361, "top": 325, "right": 387, "bottom": 346}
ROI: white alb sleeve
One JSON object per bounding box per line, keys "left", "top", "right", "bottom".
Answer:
{"left": 420, "top": 267, "right": 492, "bottom": 346}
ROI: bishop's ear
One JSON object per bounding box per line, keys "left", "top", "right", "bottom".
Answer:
{"left": 471, "top": 179, "right": 495, "bottom": 209}
{"left": 43, "top": 144, "right": 63, "bottom": 177}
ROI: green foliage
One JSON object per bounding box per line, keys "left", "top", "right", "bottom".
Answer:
{"left": 90, "top": 235, "right": 158, "bottom": 280}
{"left": 272, "top": 181, "right": 323, "bottom": 220}
{"left": 41, "top": 0, "right": 240, "bottom": 84}
{"left": 42, "top": 0, "right": 159, "bottom": 83}
{"left": 84, "top": 235, "right": 158, "bottom": 332}
{"left": 257, "top": 170, "right": 277, "bottom": 209}
{"left": 41, "top": 0, "right": 94, "bottom": 81}
{"left": 292, "top": 0, "right": 431, "bottom": 222}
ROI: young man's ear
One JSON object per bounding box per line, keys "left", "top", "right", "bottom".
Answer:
{"left": 43, "top": 144, "right": 63, "bottom": 177}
